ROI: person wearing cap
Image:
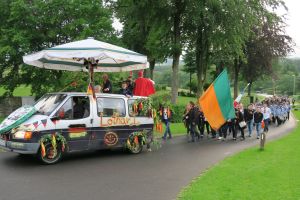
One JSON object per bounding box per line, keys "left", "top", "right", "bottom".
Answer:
{"left": 133, "top": 70, "right": 155, "bottom": 97}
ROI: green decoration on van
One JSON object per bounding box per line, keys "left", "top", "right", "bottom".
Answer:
{"left": 0, "top": 106, "right": 36, "bottom": 134}
{"left": 40, "top": 133, "right": 68, "bottom": 158}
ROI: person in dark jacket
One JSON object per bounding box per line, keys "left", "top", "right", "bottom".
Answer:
{"left": 254, "top": 107, "right": 264, "bottom": 139}
{"left": 227, "top": 118, "right": 237, "bottom": 140}
{"left": 244, "top": 104, "right": 254, "bottom": 137}
{"left": 102, "top": 74, "right": 112, "bottom": 93}
{"left": 187, "top": 102, "right": 200, "bottom": 142}
{"left": 119, "top": 81, "right": 132, "bottom": 97}
{"left": 236, "top": 104, "right": 246, "bottom": 140}
{"left": 73, "top": 97, "right": 85, "bottom": 119}
{"left": 198, "top": 107, "right": 205, "bottom": 138}
{"left": 183, "top": 104, "right": 191, "bottom": 139}
{"left": 125, "top": 76, "right": 134, "bottom": 93}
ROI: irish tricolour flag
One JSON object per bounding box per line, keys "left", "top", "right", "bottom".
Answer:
{"left": 199, "top": 69, "right": 235, "bottom": 130}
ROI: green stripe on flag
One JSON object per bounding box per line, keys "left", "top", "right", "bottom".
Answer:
{"left": 213, "top": 69, "right": 235, "bottom": 120}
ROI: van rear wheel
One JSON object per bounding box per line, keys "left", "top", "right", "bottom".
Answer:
{"left": 128, "top": 142, "right": 143, "bottom": 154}
{"left": 38, "top": 142, "right": 62, "bottom": 164}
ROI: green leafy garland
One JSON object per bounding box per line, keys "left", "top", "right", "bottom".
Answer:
{"left": 125, "top": 130, "right": 161, "bottom": 151}
{"left": 126, "top": 130, "right": 147, "bottom": 151}
{"left": 132, "top": 98, "right": 162, "bottom": 132}
{"left": 40, "top": 132, "right": 67, "bottom": 158}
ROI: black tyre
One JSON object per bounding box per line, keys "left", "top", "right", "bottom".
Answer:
{"left": 128, "top": 140, "right": 143, "bottom": 154}
{"left": 37, "top": 142, "right": 63, "bottom": 165}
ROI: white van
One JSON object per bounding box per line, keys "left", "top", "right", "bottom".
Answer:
{"left": 0, "top": 93, "right": 154, "bottom": 164}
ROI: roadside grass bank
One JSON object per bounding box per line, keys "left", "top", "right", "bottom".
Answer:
{"left": 154, "top": 122, "right": 186, "bottom": 137}
{"left": 178, "top": 111, "right": 300, "bottom": 200}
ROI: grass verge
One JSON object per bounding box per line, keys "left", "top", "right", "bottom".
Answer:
{"left": 154, "top": 122, "right": 187, "bottom": 137}
{"left": 0, "top": 85, "right": 32, "bottom": 96}
{"left": 178, "top": 111, "right": 300, "bottom": 200}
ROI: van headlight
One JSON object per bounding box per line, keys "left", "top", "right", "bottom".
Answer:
{"left": 14, "top": 131, "right": 32, "bottom": 140}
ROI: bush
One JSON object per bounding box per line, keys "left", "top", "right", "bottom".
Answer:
{"left": 171, "top": 105, "right": 186, "bottom": 123}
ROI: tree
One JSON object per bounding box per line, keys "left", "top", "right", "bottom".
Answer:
{"left": 0, "top": 0, "right": 117, "bottom": 97}
{"left": 241, "top": 7, "right": 294, "bottom": 96}
{"left": 185, "top": 0, "right": 257, "bottom": 97}
{"left": 113, "top": 0, "right": 169, "bottom": 80}
{"left": 182, "top": 48, "right": 196, "bottom": 95}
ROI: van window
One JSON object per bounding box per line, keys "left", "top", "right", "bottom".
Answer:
{"left": 128, "top": 99, "right": 148, "bottom": 117}
{"left": 97, "top": 98, "right": 125, "bottom": 117}
{"left": 35, "top": 94, "right": 67, "bottom": 116}
{"left": 55, "top": 96, "right": 90, "bottom": 120}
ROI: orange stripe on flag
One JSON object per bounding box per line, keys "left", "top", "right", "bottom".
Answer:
{"left": 199, "top": 84, "right": 226, "bottom": 130}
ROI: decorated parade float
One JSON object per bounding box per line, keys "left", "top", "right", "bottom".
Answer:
{"left": 0, "top": 37, "right": 158, "bottom": 164}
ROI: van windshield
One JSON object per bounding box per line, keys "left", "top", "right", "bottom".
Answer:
{"left": 34, "top": 94, "right": 67, "bottom": 116}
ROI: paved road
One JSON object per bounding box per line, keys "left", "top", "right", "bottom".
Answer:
{"left": 0, "top": 117, "right": 296, "bottom": 200}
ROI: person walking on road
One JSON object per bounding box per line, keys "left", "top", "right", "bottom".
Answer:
{"left": 188, "top": 102, "right": 200, "bottom": 142}
{"left": 236, "top": 104, "right": 246, "bottom": 140}
{"left": 198, "top": 107, "right": 205, "bottom": 138}
{"left": 244, "top": 104, "right": 254, "bottom": 137}
{"left": 262, "top": 103, "right": 272, "bottom": 132}
{"left": 160, "top": 105, "right": 173, "bottom": 140}
{"left": 183, "top": 104, "right": 191, "bottom": 139}
{"left": 254, "top": 107, "right": 264, "bottom": 139}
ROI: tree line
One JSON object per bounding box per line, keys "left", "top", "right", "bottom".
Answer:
{"left": 0, "top": 0, "right": 294, "bottom": 101}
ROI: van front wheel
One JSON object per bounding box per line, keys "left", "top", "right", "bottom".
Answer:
{"left": 37, "top": 142, "right": 63, "bottom": 164}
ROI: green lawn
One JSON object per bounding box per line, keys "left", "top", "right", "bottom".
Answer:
{"left": 177, "top": 96, "right": 197, "bottom": 106}
{"left": 178, "top": 111, "right": 300, "bottom": 200}
{"left": 154, "top": 122, "right": 187, "bottom": 137}
{"left": 0, "top": 85, "right": 32, "bottom": 96}
{"left": 0, "top": 117, "right": 4, "bottom": 123}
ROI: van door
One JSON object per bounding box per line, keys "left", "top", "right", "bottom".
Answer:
{"left": 53, "top": 95, "right": 92, "bottom": 151}
{"left": 93, "top": 97, "right": 128, "bottom": 148}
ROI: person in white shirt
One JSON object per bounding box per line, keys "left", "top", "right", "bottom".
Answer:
{"left": 262, "top": 103, "right": 272, "bottom": 132}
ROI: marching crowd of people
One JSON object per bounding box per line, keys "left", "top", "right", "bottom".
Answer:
{"left": 181, "top": 96, "right": 292, "bottom": 143}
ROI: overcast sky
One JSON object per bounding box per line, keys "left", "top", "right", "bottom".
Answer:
{"left": 283, "top": 0, "right": 300, "bottom": 57}
{"left": 113, "top": 0, "right": 300, "bottom": 58}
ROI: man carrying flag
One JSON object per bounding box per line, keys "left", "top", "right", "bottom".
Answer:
{"left": 199, "top": 69, "right": 235, "bottom": 131}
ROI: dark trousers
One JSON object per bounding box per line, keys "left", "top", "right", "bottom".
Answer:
{"left": 190, "top": 123, "right": 199, "bottom": 141}
{"left": 221, "top": 124, "right": 228, "bottom": 138}
{"left": 264, "top": 118, "right": 270, "bottom": 132}
{"left": 185, "top": 121, "right": 190, "bottom": 135}
{"left": 240, "top": 127, "right": 245, "bottom": 138}
{"left": 204, "top": 121, "right": 210, "bottom": 134}
{"left": 198, "top": 122, "right": 204, "bottom": 136}
{"left": 276, "top": 116, "right": 282, "bottom": 126}
{"left": 228, "top": 122, "right": 236, "bottom": 139}
{"left": 211, "top": 126, "right": 216, "bottom": 138}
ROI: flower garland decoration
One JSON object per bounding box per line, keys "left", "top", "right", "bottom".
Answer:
{"left": 126, "top": 130, "right": 161, "bottom": 151}
{"left": 39, "top": 132, "right": 67, "bottom": 158}
{"left": 132, "top": 98, "right": 163, "bottom": 133}
{"left": 126, "top": 131, "right": 147, "bottom": 151}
